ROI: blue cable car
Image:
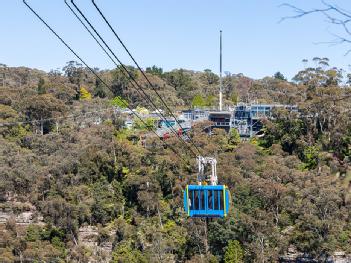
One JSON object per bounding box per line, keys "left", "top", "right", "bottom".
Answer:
{"left": 183, "top": 156, "right": 231, "bottom": 218}
{"left": 183, "top": 185, "right": 230, "bottom": 218}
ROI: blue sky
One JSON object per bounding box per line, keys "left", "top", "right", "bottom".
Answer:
{"left": 0, "top": 0, "right": 350, "bottom": 80}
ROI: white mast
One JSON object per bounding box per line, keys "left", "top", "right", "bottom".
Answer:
{"left": 219, "top": 30, "right": 223, "bottom": 111}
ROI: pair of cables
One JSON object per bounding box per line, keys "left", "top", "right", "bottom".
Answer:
{"left": 22, "top": 0, "right": 203, "bottom": 162}
{"left": 65, "top": 0, "right": 200, "bottom": 158}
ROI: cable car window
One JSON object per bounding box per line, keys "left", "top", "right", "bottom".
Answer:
{"left": 219, "top": 190, "right": 224, "bottom": 210}
{"left": 188, "top": 190, "right": 193, "bottom": 209}
{"left": 200, "top": 190, "right": 205, "bottom": 210}
{"left": 208, "top": 190, "right": 213, "bottom": 210}
{"left": 194, "top": 191, "right": 199, "bottom": 210}
{"left": 214, "top": 190, "right": 219, "bottom": 210}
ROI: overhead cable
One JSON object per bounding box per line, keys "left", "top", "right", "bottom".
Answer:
{"left": 22, "top": 0, "right": 189, "bottom": 163}
{"left": 68, "top": 0, "right": 198, "bottom": 158}
{"left": 91, "top": 0, "right": 204, "bottom": 157}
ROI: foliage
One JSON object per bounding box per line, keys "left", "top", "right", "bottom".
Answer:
{"left": 63, "top": 61, "right": 84, "bottom": 86}
{"left": 301, "top": 145, "right": 320, "bottom": 170}
{"left": 206, "top": 95, "right": 217, "bottom": 107}
{"left": 94, "top": 78, "right": 107, "bottom": 98}
{"left": 274, "top": 71, "right": 286, "bottom": 81}
{"left": 224, "top": 240, "right": 244, "bottom": 263}
{"left": 135, "top": 106, "right": 149, "bottom": 115}
{"left": 133, "top": 117, "right": 155, "bottom": 130}
{"left": 164, "top": 69, "right": 193, "bottom": 102}
{"left": 202, "top": 69, "right": 219, "bottom": 85}
{"left": 22, "top": 94, "right": 67, "bottom": 134}
{"left": 259, "top": 110, "right": 306, "bottom": 154}
{"left": 79, "top": 86, "right": 92, "bottom": 100}
{"left": 1, "top": 62, "right": 351, "bottom": 262}
{"left": 192, "top": 94, "right": 206, "bottom": 108}
{"left": 227, "top": 128, "right": 241, "bottom": 151}
{"left": 111, "top": 244, "right": 147, "bottom": 263}
{"left": 229, "top": 92, "right": 238, "bottom": 104}
{"left": 37, "top": 78, "right": 46, "bottom": 95}
{"left": 111, "top": 65, "right": 138, "bottom": 98}
{"left": 192, "top": 94, "right": 217, "bottom": 108}
{"left": 91, "top": 178, "right": 120, "bottom": 225}
{"left": 146, "top": 65, "right": 163, "bottom": 77}
{"left": 292, "top": 59, "right": 343, "bottom": 89}
{"left": 111, "top": 96, "right": 128, "bottom": 109}
{"left": 63, "top": 60, "right": 85, "bottom": 99}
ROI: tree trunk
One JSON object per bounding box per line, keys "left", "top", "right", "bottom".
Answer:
{"left": 40, "top": 117, "right": 44, "bottom": 135}
{"left": 157, "top": 204, "right": 163, "bottom": 229}
{"left": 71, "top": 229, "right": 78, "bottom": 246}
{"left": 204, "top": 218, "right": 209, "bottom": 256}
{"left": 113, "top": 147, "right": 117, "bottom": 165}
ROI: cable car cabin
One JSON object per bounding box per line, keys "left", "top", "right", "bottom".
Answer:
{"left": 184, "top": 185, "right": 230, "bottom": 218}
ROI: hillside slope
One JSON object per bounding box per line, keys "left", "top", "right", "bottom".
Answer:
{"left": 0, "top": 63, "right": 351, "bottom": 262}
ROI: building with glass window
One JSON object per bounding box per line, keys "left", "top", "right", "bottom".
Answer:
{"left": 232, "top": 103, "right": 298, "bottom": 137}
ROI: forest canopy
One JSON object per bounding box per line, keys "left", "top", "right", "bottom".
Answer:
{"left": 0, "top": 60, "right": 351, "bottom": 262}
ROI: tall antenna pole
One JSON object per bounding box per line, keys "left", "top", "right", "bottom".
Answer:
{"left": 219, "top": 30, "right": 223, "bottom": 111}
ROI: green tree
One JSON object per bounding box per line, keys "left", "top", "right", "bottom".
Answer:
{"left": 133, "top": 117, "right": 154, "bottom": 130}
{"left": 227, "top": 128, "right": 241, "bottom": 151}
{"left": 94, "top": 78, "right": 107, "bottom": 98}
{"left": 224, "top": 240, "right": 244, "bottom": 263}
{"left": 230, "top": 92, "right": 238, "bottom": 104}
{"left": 206, "top": 95, "right": 217, "bottom": 107}
{"left": 63, "top": 60, "right": 85, "bottom": 99}
{"left": 164, "top": 69, "right": 193, "bottom": 102}
{"left": 203, "top": 69, "right": 219, "bottom": 85}
{"left": 0, "top": 104, "right": 28, "bottom": 141}
{"left": 260, "top": 110, "right": 306, "bottom": 154}
{"left": 63, "top": 61, "right": 84, "bottom": 85}
{"left": 111, "top": 65, "right": 138, "bottom": 97}
{"left": 23, "top": 94, "right": 67, "bottom": 134}
{"left": 111, "top": 96, "right": 128, "bottom": 109}
{"left": 111, "top": 244, "right": 147, "bottom": 263}
{"left": 37, "top": 78, "right": 46, "bottom": 94}
{"left": 302, "top": 145, "right": 320, "bottom": 170}
{"left": 192, "top": 94, "right": 206, "bottom": 108}
{"left": 293, "top": 63, "right": 342, "bottom": 89}
{"left": 146, "top": 65, "right": 163, "bottom": 77}
{"left": 25, "top": 225, "right": 42, "bottom": 242}
{"left": 51, "top": 236, "right": 67, "bottom": 258}
{"left": 274, "top": 71, "right": 286, "bottom": 81}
